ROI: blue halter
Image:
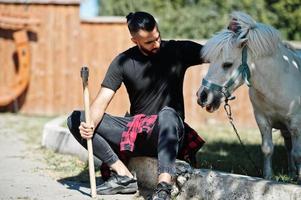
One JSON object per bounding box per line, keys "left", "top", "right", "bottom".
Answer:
{"left": 202, "top": 46, "right": 251, "bottom": 99}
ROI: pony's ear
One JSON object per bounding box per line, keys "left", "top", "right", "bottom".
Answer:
{"left": 228, "top": 18, "right": 241, "bottom": 32}
{"left": 236, "top": 38, "right": 248, "bottom": 48}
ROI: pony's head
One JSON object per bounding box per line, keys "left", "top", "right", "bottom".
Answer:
{"left": 197, "top": 11, "right": 281, "bottom": 112}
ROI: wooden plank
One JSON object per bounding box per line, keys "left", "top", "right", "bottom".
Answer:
{"left": 68, "top": 5, "right": 82, "bottom": 112}
{"left": 42, "top": 4, "right": 55, "bottom": 114}
{"left": 53, "top": 5, "right": 63, "bottom": 113}
{"left": 0, "top": 0, "right": 80, "bottom": 5}
{"left": 27, "top": 4, "right": 46, "bottom": 114}
{"left": 0, "top": 15, "right": 40, "bottom": 30}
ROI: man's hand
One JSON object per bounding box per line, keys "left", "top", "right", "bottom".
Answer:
{"left": 79, "top": 122, "right": 95, "bottom": 140}
{"left": 78, "top": 87, "right": 115, "bottom": 140}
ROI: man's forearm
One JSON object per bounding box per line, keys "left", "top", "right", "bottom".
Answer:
{"left": 89, "top": 87, "right": 115, "bottom": 127}
{"left": 90, "top": 102, "right": 106, "bottom": 128}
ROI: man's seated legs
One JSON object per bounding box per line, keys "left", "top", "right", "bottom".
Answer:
{"left": 157, "top": 107, "right": 185, "bottom": 180}
{"left": 67, "top": 110, "right": 137, "bottom": 194}
{"left": 129, "top": 107, "right": 184, "bottom": 199}
{"left": 67, "top": 108, "right": 184, "bottom": 198}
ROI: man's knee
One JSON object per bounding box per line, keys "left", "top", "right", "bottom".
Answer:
{"left": 67, "top": 110, "right": 84, "bottom": 136}
{"left": 157, "top": 107, "right": 184, "bottom": 138}
{"left": 158, "top": 107, "right": 181, "bottom": 125}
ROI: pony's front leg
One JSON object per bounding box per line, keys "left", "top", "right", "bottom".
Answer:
{"left": 290, "top": 127, "right": 301, "bottom": 184}
{"left": 255, "top": 113, "right": 273, "bottom": 179}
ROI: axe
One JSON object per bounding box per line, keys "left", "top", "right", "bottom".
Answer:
{"left": 80, "top": 66, "right": 97, "bottom": 198}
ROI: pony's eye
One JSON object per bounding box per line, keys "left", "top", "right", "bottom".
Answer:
{"left": 222, "top": 62, "right": 233, "bottom": 69}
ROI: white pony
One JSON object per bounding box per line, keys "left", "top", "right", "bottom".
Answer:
{"left": 197, "top": 11, "right": 301, "bottom": 183}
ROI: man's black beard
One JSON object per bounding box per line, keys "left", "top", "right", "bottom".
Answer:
{"left": 139, "top": 46, "right": 160, "bottom": 56}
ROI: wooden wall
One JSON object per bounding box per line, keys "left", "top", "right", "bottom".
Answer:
{"left": 1, "top": 1, "right": 289, "bottom": 127}
{"left": 0, "top": 1, "right": 133, "bottom": 117}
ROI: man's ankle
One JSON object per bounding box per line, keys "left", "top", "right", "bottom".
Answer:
{"left": 158, "top": 172, "right": 172, "bottom": 184}
{"left": 109, "top": 160, "right": 133, "bottom": 178}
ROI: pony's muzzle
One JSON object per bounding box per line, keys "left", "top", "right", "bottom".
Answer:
{"left": 196, "top": 87, "right": 208, "bottom": 107}
{"left": 197, "top": 86, "right": 224, "bottom": 113}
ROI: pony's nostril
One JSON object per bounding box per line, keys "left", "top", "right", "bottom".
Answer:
{"left": 200, "top": 90, "right": 208, "bottom": 103}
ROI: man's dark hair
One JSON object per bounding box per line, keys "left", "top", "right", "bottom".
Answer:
{"left": 126, "top": 12, "right": 157, "bottom": 35}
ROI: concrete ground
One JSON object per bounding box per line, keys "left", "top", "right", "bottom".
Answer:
{"left": 0, "top": 114, "right": 147, "bottom": 200}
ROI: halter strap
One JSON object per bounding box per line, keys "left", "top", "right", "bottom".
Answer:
{"left": 202, "top": 46, "right": 251, "bottom": 99}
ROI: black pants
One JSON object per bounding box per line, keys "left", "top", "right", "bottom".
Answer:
{"left": 67, "top": 106, "right": 185, "bottom": 175}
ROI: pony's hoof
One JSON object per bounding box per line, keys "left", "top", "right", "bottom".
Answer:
{"left": 263, "top": 174, "right": 273, "bottom": 180}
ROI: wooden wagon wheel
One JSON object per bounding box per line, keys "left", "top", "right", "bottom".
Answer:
{"left": 0, "top": 30, "right": 30, "bottom": 106}
{"left": 0, "top": 13, "right": 39, "bottom": 107}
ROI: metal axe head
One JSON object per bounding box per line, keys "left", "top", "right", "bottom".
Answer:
{"left": 80, "top": 66, "right": 89, "bottom": 85}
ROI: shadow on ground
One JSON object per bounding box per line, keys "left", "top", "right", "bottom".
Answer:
{"left": 197, "top": 141, "right": 290, "bottom": 181}
{"left": 57, "top": 169, "right": 103, "bottom": 197}
{"left": 58, "top": 169, "right": 152, "bottom": 199}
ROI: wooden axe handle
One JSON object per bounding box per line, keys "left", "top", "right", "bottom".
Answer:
{"left": 80, "top": 66, "right": 97, "bottom": 198}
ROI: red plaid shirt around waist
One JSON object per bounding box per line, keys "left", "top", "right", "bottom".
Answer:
{"left": 120, "top": 114, "right": 158, "bottom": 152}
{"left": 119, "top": 114, "right": 205, "bottom": 164}
{"left": 101, "top": 114, "right": 206, "bottom": 180}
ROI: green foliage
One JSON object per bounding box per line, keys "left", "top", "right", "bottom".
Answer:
{"left": 269, "top": 0, "right": 301, "bottom": 40}
{"left": 99, "top": 0, "right": 300, "bottom": 40}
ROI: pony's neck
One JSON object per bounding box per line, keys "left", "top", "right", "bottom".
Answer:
{"left": 249, "top": 44, "right": 301, "bottom": 100}
{"left": 249, "top": 54, "right": 278, "bottom": 92}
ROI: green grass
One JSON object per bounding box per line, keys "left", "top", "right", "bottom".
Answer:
{"left": 0, "top": 113, "right": 52, "bottom": 145}
{"left": 196, "top": 123, "right": 295, "bottom": 183}
{"left": 61, "top": 119, "right": 68, "bottom": 128}
{"left": 41, "top": 148, "right": 91, "bottom": 181}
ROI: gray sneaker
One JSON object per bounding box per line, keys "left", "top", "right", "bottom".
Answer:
{"left": 151, "top": 182, "right": 172, "bottom": 200}
{"left": 96, "top": 172, "right": 138, "bottom": 195}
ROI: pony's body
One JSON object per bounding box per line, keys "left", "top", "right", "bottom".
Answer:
{"left": 197, "top": 12, "right": 301, "bottom": 182}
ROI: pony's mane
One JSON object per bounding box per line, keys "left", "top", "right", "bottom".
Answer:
{"left": 202, "top": 11, "right": 282, "bottom": 61}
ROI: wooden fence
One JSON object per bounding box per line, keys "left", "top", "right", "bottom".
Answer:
{"left": 1, "top": 1, "right": 299, "bottom": 127}
{"left": 0, "top": 1, "right": 132, "bottom": 117}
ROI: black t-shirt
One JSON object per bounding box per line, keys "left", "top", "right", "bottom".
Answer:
{"left": 101, "top": 40, "right": 203, "bottom": 120}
